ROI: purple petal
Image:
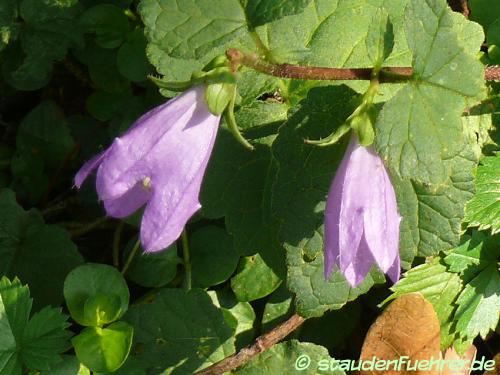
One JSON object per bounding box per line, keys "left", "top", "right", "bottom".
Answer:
{"left": 359, "top": 146, "right": 401, "bottom": 272}
{"left": 74, "top": 150, "right": 107, "bottom": 188}
{"left": 324, "top": 136, "right": 359, "bottom": 278}
{"left": 337, "top": 137, "right": 377, "bottom": 276}
{"left": 95, "top": 87, "right": 204, "bottom": 201}
{"left": 139, "top": 99, "right": 221, "bottom": 252}
{"left": 386, "top": 254, "right": 401, "bottom": 284}
{"left": 102, "top": 182, "right": 151, "bottom": 218}
{"left": 343, "top": 232, "right": 376, "bottom": 288}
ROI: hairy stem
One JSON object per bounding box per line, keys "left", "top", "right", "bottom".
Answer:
{"left": 195, "top": 313, "right": 306, "bottom": 375}
{"left": 227, "top": 48, "right": 500, "bottom": 82}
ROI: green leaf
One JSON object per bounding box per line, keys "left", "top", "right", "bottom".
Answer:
{"left": 121, "top": 288, "right": 235, "bottom": 374}
{"left": 464, "top": 155, "right": 500, "bottom": 234}
{"left": 117, "top": 29, "right": 151, "bottom": 82}
{"left": 138, "top": 0, "right": 247, "bottom": 60}
{"left": 0, "top": 189, "right": 83, "bottom": 309}
{"left": 16, "top": 101, "right": 75, "bottom": 171}
{"left": 234, "top": 340, "right": 344, "bottom": 375}
{"left": 268, "top": 85, "right": 384, "bottom": 317}
{"left": 201, "top": 129, "right": 286, "bottom": 279}
{"left": 231, "top": 253, "right": 282, "bottom": 302}
{"left": 0, "top": 0, "right": 20, "bottom": 51}
{"left": 208, "top": 289, "right": 256, "bottom": 349}
{"left": 375, "top": 0, "right": 485, "bottom": 184}
{"left": 191, "top": 226, "right": 240, "bottom": 288}
{"left": 261, "top": 284, "right": 293, "bottom": 332}
{"left": 3, "top": 0, "right": 82, "bottom": 90}
{"left": 63, "top": 264, "right": 129, "bottom": 327}
{"left": 244, "top": 0, "right": 312, "bottom": 28}
{"left": 366, "top": 8, "right": 394, "bottom": 68}
{"left": 79, "top": 4, "right": 129, "bottom": 49}
{"left": 41, "top": 356, "right": 90, "bottom": 375}
{"left": 444, "top": 232, "right": 500, "bottom": 278}
{"left": 394, "top": 133, "right": 478, "bottom": 265}
{"left": 454, "top": 264, "right": 500, "bottom": 341}
{"left": 0, "top": 277, "right": 72, "bottom": 373}
{"left": 384, "top": 259, "right": 462, "bottom": 348}
{"left": 123, "top": 240, "right": 180, "bottom": 288}
{"left": 469, "top": 0, "right": 500, "bottom": 30}
{"left": 72, "top": 321, "right": 133, "bottom": 373}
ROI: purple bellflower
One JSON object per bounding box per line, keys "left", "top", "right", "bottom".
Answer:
{"left": 324, "top": 134, "right": 401, "bottom": 287}
{"left": 75, "top": 86, "right": 220, "bottom": 252}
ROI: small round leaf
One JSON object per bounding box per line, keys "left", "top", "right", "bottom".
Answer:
{"left": 72, "top": 321, "right": 134, "bottom": 373}
{"left": 63, "top": 263, "right": 129, "bottom": 326}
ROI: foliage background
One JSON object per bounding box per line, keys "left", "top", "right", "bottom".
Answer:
{"left": 0, "top": 0, "right": 499, "bottom": 374}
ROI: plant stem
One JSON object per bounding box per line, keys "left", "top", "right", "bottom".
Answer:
{"left": 182, "top": 229, "right": 192, "bottom": 291}
{"left": 69, "top": 216, "right": 108, "bottom": 237}
{"left": 195, "top": 313, "right": 306, "bottom": 375}
{"left": 226, "top": 48, "right": 412, "bottom": 82}
{"left": 121, "top": 239, "right": 140, "bottom": 275}
{"left": 226, "top": 48, "right": 500, "bottom": 82}
{"left": 113, "top": 221, "right": 125, "bottom": 267}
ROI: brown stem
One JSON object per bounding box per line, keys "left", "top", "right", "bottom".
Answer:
{"left": 227, "top": 49, "right": 500, "bottom": 82}
{"left": 195, "top": 313, "right": 306, "bottom": 375}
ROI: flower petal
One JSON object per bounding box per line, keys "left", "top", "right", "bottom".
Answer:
{"left": 102, "top": 182, "right": 151, "bottom": 218}
{"left": 95, "top": 87, "right": 204, "bottom": 201}
{"left": 337, "top": 137, "right": 377, "bottom": 275}
{"left": 386, "top": 253, "right": 401, "bottom": 284}
{"left": 139, "top": 100, "right": 221, "bottom": 252}
{"left": 74, "top": 150, "right": 107, "bottom": 188}
{"left": 361, "top": 147, "right": 401, "bottom": 272}
{"left": 342, "top": 232, "right": 376, "bottom": 288}
{"left": 324, "top": 136, "right": 359, "bottom": 278}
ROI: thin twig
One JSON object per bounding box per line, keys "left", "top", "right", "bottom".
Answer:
{"left": 121, "top": 239, "right": 141, "bottom": 275}
{"left": 195, "top": 313, "right": 306, "bottom": 375}
{"left": 226, "top": 49, "right": 500, "bottom": 82}
{"left": 69, "top": 216, "right": 108, "bottom": 237}
{"left": 181, "top": 229, "right": 192, "bottom": 291}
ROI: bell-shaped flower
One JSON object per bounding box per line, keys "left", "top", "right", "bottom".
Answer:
{"left": 75, "top": 86, "right": 220, "bottom": 252}
{"left": 324, "top": 134, "right": 401, "bottom": 287}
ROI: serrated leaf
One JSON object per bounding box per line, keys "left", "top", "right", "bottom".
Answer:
{"left": 366, "top": 8, "right": 394, "bottom": 68}
{"left": 121, "top": 288, "right": 235, "bottom": 374}
{"left": 384, "top": 259, "right": 462, "bottom": 348}
{"left": 394, "top": 136, "right": 478, "bottom": 265}
{"left": 454, "top": 264, "right": 500, "bottom": 341}
{"left": 0, "top": 277, "right": 71, "bottom": 374}
{"left": 139, "top": 0, "right": 247, "bottom": 60}
{"left": 234, "top": 340, "right": 343, "bottom": 375}
{"left": 244, "top": 0, "right": 312, "bottom": 28}
{"left": 444, "top": 231, "right": 500, "bottom": 278}
{"left": 375, "top": 0, "right": 485, "bottom": 184}
{"left": 0, "top": 189, "right": 83, "bottom": 309}
{"left": 464, "top": 155, "right": 500, "bottom": 234}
